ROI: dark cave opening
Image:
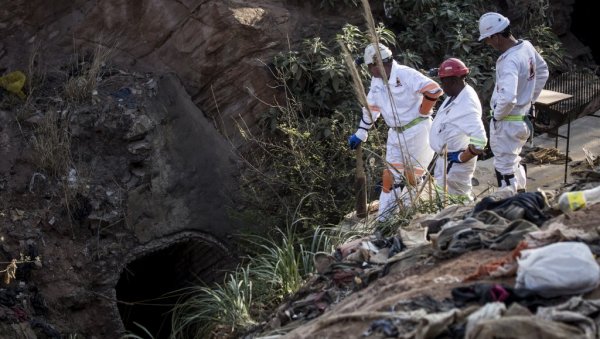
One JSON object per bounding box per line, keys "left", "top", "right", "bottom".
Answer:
{"left": 116, "top": 239, "right": 231, "bottom": 338}
{"left": 572, "top": 0, "right": 600, "bottom": 65}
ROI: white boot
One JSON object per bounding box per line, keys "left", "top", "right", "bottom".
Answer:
{"left": 515, "top": 164, "right": 527, "bottom": 192}
{"left": 376, "top": 187, "right": 403, "bottom": 222}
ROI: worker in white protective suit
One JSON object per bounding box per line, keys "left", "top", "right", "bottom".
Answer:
{"left": 348, "top": 43, "right": 443, "bottom": 221}
{"left": 478, "top": 12, "right": 549, "bottom": 192}
{"left": 430, "top": 58, "right": 487, "bottom": 202}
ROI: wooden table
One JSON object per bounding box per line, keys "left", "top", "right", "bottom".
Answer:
{"left": 535, "top": 89, "right": 573, "bottom": 106}
{"left": 534, "top": 89, "right": 574, "bottom": 183}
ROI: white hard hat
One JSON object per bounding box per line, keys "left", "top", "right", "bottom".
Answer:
{"left": 478, "top": 12, "right": 510, "bottom": 41}
{"left": 363, "top": 43, "right": 392, "bottom": 65}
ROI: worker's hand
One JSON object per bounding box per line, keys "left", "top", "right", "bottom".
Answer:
{"left": 467, "top": 144, "right": 484, "bottom": 156}
{"left": 447, "top": 151, "right": 463, "bottom": 164}
{"left": 348, "top": 134, "right": 362, "bottom": 150}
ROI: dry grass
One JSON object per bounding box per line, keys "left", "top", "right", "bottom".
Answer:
{"left": 31, "top": 108, "right": 72, "bottom": 177}
{"left": 1, "top": 254, "right": 42, "bottom": 285}
{"left": 64, "top": 39, "right": 115, "bottom": 103}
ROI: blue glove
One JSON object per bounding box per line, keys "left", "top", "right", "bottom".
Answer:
{"left": 348, "top": 134, "right": 362, "bottom": 150}
{"left": 447, "top": 151, "right": 463, "bottom": 163}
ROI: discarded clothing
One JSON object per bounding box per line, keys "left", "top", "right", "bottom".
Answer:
{"left": 452, "top": 282, "right": 567, "bottom": 312}
{"left": 452, "top": 284, "right": 512, "bottom": 305}
{"left": 465, "top": 302, "right": 506, "bottom": 335}
{"left": 537, "top": 297, "right": 600, "bottom": 339}
{"left": 432, "top": 218, "right": 500, "bottom": 257}
{"left": 463, "top": 241, "right": 529, "bottom": 282}
{"left": 478, "top": 215, "right": 538, "bottom": 250}
{"left": 466, "top": 315, "right": 585, "bottom": 339}
{"left": 432, "top": 212, "right": 537, "bottom": 258}
{"left": 421, "top": 205, "right": 475, "bottom": 237}
{"left": 472, "top": 191, "right": 549, "bottom": 226}
{"left": 362, "top": 318, "right": 399, "bottom": 337}
{"left": 525, "top": 219, "right": 600, "bottom": 249}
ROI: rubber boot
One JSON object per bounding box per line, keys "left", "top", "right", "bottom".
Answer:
{"left": 515, "top": 164, "right": 527, "bottom": 193}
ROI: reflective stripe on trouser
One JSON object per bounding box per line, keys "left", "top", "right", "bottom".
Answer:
{"left": 433, "top": 156, "right": 476, "bottom": 199}
{"left": 490, "top": 118, "right": 529, "bottom": 191}
{"left": 385, "top": 120, "right": 434, "bottom": 182}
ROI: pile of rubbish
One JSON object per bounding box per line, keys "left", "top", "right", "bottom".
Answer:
{"left": 256, "top": 176, "right": 600, "bottom": 338}
{"left": 522, "top": 146, "right": 571, "bottom": 165}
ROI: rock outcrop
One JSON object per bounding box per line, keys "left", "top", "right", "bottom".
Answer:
{"left": 0, "top": 0, "right": 362, "bottom": 141}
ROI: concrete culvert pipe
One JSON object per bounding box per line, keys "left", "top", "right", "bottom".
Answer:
{"left": 115, "top": 232, "right": 234, "bottom": 338}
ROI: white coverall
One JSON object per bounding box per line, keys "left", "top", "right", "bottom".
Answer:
{"left": 430, "top": 84, "right": 487, "bottom": 200}
{"left": 490, "top": 40, "right": 548, "bottom": 191}
{"left": 354, "top": 60, "right": 441, "bottom": 221}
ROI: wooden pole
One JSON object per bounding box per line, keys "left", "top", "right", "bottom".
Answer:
{"left": 355, "top": 144, "right": 368, "bottom": 218}
{"left": 443, "top": 144, "right": 448, "bottom": 208}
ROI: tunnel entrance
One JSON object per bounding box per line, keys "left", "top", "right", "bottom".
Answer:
{"left": 116, "top": 237, "right": 233, "bottom": 338}
{"left": 572, "top": 0, "right": 600, "bottom": 64}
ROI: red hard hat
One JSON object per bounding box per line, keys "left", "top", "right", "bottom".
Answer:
{"left": 438, "top": 58, "right": 469, "bottom": 78}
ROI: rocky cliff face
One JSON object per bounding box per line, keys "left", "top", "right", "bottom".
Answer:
{"left": 1, "top": 0, "right": 361, "bottom": 140}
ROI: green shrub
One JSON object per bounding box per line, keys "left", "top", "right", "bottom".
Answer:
{"left": 383, "top": 0, "right": 565, "bottom": 106}
{"left": 236, "top": 24, "right": 394, "bottom": 230}
{"left": 236, "top": 2, "right": 566, "bottom": 233}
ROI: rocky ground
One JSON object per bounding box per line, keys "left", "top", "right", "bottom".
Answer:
{"left": 0, "top": 62, "right": 168, "bottom": 337}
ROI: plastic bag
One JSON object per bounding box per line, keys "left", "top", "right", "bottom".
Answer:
{"left": 0, "top": 71, "right": 26, "bottom": 99}
{"left": 516, "top": 242, "right": 600, "bottom": 297}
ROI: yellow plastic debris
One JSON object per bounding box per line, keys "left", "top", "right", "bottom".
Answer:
{"left": 558, "top": 185, "right": 600, "bottom": 213}
{"left": 0, "top": 71, "right": 27, "bottom": 99}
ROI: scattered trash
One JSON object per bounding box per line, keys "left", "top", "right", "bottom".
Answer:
{"left": 0, "top": 71, "right": 26, "bottom": 99}
{"left": 362, "top": 318, "right": 399, "bottom": 337}
{"left": 111, "top": 87, "right": 137, "bottom": 108}
{"left": 313, "top": 252, "right": 335, "bottom": 274}
{"left": 67, "top": 168, "right": 77, "bottom": 188}
{"left": 28, "top": 172, "right": 47, "bottom": 193}
{"left": 516, "top": 242, "right": 600, "bottom": 297}
{"left": 522, "top": 146, "right": 571, "bottom": 165}
{"left": 557, "top": 184, "right": 600, "bottom": 212}
{"left": 433, "top": 275, "right": 461, "bottom": 284}
{"left": 465, "top": 302, "right": 506, "bottom": 335}
{"left": 10, "top": 209, "right": 24, "bottom": 221}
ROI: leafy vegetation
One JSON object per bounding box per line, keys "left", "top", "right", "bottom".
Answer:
{"left": 174, "top": 1, "right": 567, "bottom": 337}
{"left": 238, "top": 0, "right": 565, "bottom": 233}
{"left": 235, "top": 23, "right": 395, "bottom": 232}
{"left": 384, "top": 0, "right": 565, "bottom": 106}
